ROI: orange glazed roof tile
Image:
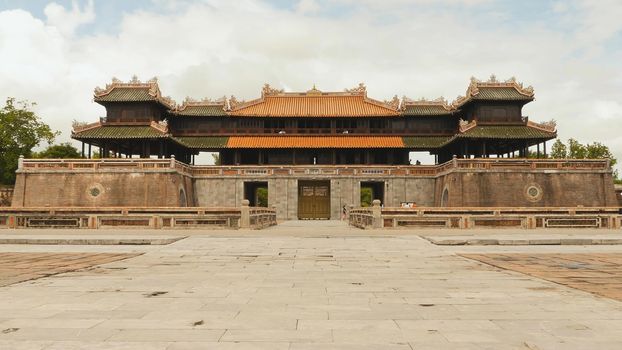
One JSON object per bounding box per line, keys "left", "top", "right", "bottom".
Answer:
{"left": 227, "top": 136, "right": 405, "bottom": 148}
{"left": 229, "top": 84, "right": 400, "bottom": 117}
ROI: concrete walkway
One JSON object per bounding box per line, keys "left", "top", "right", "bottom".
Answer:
{"left": 0, "top": 223, "right": 621, "bottom": 349}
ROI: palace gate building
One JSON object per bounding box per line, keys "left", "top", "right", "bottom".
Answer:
{"left": 11, "top": 76, "right": 618, "bottom": 219}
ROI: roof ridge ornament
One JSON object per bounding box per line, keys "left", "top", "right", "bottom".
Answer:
{"left": 344, "top": 83, "right": 366, "bottom": 94}
{"left": 384, "top": 95, "right": 400, "bottom": 110}
{"left": 262, "top": 83, "right": 284, "bottom": 96}
{"left": 307, "top": 84, "right": 322, "bottom": 96}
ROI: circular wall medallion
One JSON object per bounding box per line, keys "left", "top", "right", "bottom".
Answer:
{"left": 87, "top": 183, "right": 104, "bottom": 198}
{"left": 524, "top": 183, "right": 543, "bottom": 202}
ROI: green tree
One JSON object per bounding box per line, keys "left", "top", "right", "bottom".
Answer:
{"left": 0, "top": 98, "right": 58, "bottom": 184}
{"left": 256, "top": 187, "right": 268, "bottom": 207}
{"left": 211, "top": 153, "right": 221, "bottom": 165}
{"left": 34, "top": 142, "right": 82, "bottom": 159}
{"left": 550, "top": 139, "right": 567, "bottom": 159}
{"left": 567, "top": 138, "right": 587, "bottom": 159}
{"left": 550, "top": 138, "right": 619, "bottom": 181}
{"left": 360, "top": 187, "right": 372, "bottom": 207}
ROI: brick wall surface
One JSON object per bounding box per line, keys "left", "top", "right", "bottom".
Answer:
{"left": 13, "top": 164, "right": 618, "bottom": 219}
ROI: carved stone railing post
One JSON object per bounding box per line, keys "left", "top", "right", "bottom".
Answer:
{"left": 18, "top": 155, "right": 24, "bottom": 170}
{"left": 240, "top": 199, "right": 250, "bottom": 229}
{"left": 372, "top": 200, "right": 382, "bottom": 229}
{"left": 170, "top": 155, "right": 176, "bottom": 168}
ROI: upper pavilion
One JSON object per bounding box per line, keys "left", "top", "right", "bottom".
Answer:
{"left": 72, "top": 75, "right": 556, "bottom": 165}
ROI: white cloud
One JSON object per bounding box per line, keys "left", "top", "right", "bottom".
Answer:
{"left": 297, "top": 0, "right": 320, "bottom": 14}
{"left": 0, "top": 0, "right": 620, "bottom": 170}
{"left": 44, "top": 0, "right": 95, "bottom": 36}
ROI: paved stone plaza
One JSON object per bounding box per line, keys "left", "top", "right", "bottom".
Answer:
{"left": 1, "top": 221, "right": 622, "bottom": 349}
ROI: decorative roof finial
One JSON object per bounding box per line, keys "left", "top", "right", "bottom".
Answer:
{"left": 307, "top": 84, "right": 321, "bottom": 95}
{"left": 344, "top": 83, "right": 366, "bottom": 94}
{"left": 262, "top": 83, "right": 284, "bottom": 96}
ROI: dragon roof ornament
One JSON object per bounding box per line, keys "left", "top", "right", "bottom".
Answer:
{"left": 228, "top": 95, "right": 246, "bottom": 110}
{"left": 344, "top": 83, "right": 366, "bottom": 94}
{"left": 384, "top": 95, "right": 400, "bottom": 110}
{"left": 262, "top": 83, "right": 284, "bottom": 96}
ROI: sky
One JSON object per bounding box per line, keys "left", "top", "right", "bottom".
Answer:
{"left": 0, "top": 0, "right": 621, "bottom": 167}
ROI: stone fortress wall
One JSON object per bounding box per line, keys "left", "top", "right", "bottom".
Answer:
{"left": 11, "top": 158, "right": 618, "bottom": 220}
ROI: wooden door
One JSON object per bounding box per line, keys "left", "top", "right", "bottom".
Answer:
{"left": 298, "top": 181, "right": 331, "bottom": 219}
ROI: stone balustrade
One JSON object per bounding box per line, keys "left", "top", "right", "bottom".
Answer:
{"left": 18, "top": 157, "right": 612, "bottom": 178}
{"left": 0, "top": 206, "right": 277, "bottom": 230}
{"left": 350, "top": 206, "right": 622, "bottom": 230}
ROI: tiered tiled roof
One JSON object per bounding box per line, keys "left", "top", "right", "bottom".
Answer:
{"left": 173, "top": 136, "right": 229, "bottom": 149}
{"left": 72, "top": 125, "right": 169, "bottom": 139}
{"left": 452, "top": 75, "right": 534, "bottom": 108}
{"left": 457, "top": 125, "right": 555, "bottom": 139}
{"left": 402, "top": 97, "right": 453, "bottom": 116}
{"left": 93, "top": 76, "right": 175, "bottom": 109}
{"left": 172, "top": 97, "right": 227, "bottom": 117}
{"left": 228, "top": 84, "right": 400, "bottom": 118}
{"left": 402, "top": 136, "right": 453, "bottom": 148}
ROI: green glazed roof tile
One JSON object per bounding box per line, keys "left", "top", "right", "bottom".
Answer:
{"left": 403, "top": 105, "right": 453, "bottom": 116}
{"left": 94, "top": 88, "right": 155, "bottom": 102}
{"left": 172, "top": 136, "right": 229, "bottom": 149}
{"left": 72, "top": 126, "right": 167, "bottom": 139}
{"left": 458, "top": 125, "right": 556, "bottom": 139}
{"left": 402, "top": 136, "right": 453, "bottom": 148}
{"left": 174, "top": 105, "right": 227, "bottom": 117}
{"left": 472, "top": 87, "right": 533, "bottom": 101}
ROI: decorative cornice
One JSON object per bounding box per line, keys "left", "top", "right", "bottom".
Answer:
{"left": 72, "top": 120, "right": 102, "bottom": 134}
{"left": 527, "top": 119, "right": 557, "bottom": 133}
{"left": 150, "top": 120, "right": 169, "bottom": 134}
{"left": 459, "top": 119, "right": 477, "bottom": 133}
{"left": 401, "top": 96, "right": 452, "bottom": 111}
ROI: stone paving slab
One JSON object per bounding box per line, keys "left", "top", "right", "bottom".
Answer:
{"left": 462, "top": 253, "right": 622, "bottom": 302}
{"left": 0, "top": 252, "right": 141, "bottom": 287}
{"left": 0, "top": 235, "right": 185, "bottom": 245}
{"left": 424, "top": 233, "right": 622, "bottom": 246}
{"left": 0, "top": 222, "right": 621, "bottom": 348}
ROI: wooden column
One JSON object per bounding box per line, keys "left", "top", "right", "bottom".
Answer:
{"left": 543, "top": 141, "right": 547, "bottom": 158}
{"left": 81, "top": 142, "right": 85, "bottom": 158}
{"left": 88, "top": 143, "right": 91, "bottom": 159}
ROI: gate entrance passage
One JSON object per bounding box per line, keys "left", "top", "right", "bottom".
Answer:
{"left": 298, "top": 180, "right": 331, "bottom": 219}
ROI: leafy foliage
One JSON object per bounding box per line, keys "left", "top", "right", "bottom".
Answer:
{"left": 360, "top": 187, "right": 372, "bottom": 207}
{"left": 34, "top": 142, "right": 82, "bottom": 159}
{"left": 549, "top": 138, "right": 618, "bottom": 180}
{"left": 211, "top": 153, "right": 221, "bottom": 165}
{"left": 0, "top": 98, "right": 58, "bottom": 184}
{"left": 256, "top": 187, "right": 268, "bottom": 207}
